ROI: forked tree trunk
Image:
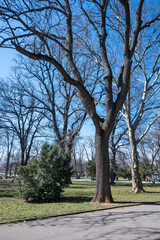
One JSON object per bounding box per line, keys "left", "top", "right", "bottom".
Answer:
{"left": 129, "top": 128, "right": 144, "bottom": 192}
{"left": 92, "top": 130, "right": 113, "bottom": 203}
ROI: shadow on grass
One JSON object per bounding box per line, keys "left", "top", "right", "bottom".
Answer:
{"left": 27, "top": 196, "right": 93, "bottom": 204}
{"left": 71, "top": 182, "right": 95, "bottom": 186}
{"left": 112, "top": 183, "right": 132, "bottom": 187}
{"left": 70, "top": 185, "right": 95, "bottom": 189}
{"left": 144, "top": 184, "right": 160, "bottom": 188}
{"left": 60, "top": 196, "right": 92, "bottom": 203}
{"left": 144, "top": 191, "right": 160, "bottom": 194}
{"left": 112, "top": 182, "right": 160, "bottom": 188}
{"left": 0, "top": 189, "right": 18, "bottom": 198}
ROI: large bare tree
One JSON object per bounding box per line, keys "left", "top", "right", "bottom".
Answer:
{"left": 0, "top": 0, "right": 159, "bottom": 202}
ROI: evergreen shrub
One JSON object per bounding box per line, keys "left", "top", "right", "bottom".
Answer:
{"left": 17, "top": 143, "right": 72, "bottom": 202}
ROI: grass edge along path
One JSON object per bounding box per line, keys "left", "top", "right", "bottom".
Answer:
{"left": 0, "top": 180, "right": 160, "bottom": 224}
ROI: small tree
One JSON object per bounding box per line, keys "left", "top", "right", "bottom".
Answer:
{"left": 17, "top": 143, "right": 72, "bottom": 202}
{"left": 139, "top": 158, "right": 151, "bottom": 181}
{"left": 87, "top": 158, "right": 96, "bottom": 180}
{"left": 115, "top": 165, "right": 132, "bottom": 180}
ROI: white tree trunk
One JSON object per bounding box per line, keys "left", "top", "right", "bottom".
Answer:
{"left": 128, "top": 125, "right": 144, "bottom": 192}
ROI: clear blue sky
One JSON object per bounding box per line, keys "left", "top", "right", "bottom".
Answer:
{"left": 0, "top": 48, "right": 16, "bottom": 79}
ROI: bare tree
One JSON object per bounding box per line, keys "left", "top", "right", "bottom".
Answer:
{"left": 14, "top": 58, "right": 87, "bottom": 158}
{"left": 0, "top": 0, "right": 159, "bottom": 202}
{"left": 0, "top": 79, "right": 43, "bottom": 166}
{"left": 139, "top": 122, "right": 160, "bottom": 168}
{"left": 0, "top": 126, "right": 14, "bottom": 178}
{"left": 121, "top": 31, "right": 160, "bottom": 192}
{"left": 84, "top": 137, "right": 95, "bottom": 162}
{"left": 72, "top": 141, "right": 86, "bottom": 178}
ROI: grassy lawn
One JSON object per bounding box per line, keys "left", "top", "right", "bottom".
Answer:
{"left": 0, "top": 180, "right": 160, "bottom": 224}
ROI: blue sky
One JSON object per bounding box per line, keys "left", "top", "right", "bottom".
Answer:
{"left": 0, "top": 48, "right": 16, "bottom": 79}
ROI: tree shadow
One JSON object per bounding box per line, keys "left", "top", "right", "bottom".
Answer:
{"left": 70, "top": 185, "right": 94, "bottom": 189}
{"left": 70, "top": 182, "right": 95, "bottom": 187}
{"left": 112, "top": 183, "right": 132, "bottom": 187}
{"left": 145, "top": 191, "right": 160, "bottom": 194}
{"left": 19, "top": 203, "right": 160, "bottom": 240}
{"left": 60, "top": 196, "right": 92, "bottom": 203}
{"left": 0, "top": 189, "right": 18, "bottom": 198}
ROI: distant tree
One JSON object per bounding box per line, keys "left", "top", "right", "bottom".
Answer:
{"left": 0, "top": 79, "right": 43, "bottom": 166}
{"left": 115, "top": 165, "right": 132, "bottom": 180}
{"left": 139, "top": 157, "right": 151, "bottom": 181}
{"left": 144, "top": 125, "right": 160, "bottom": 168}
{"left": 3, "top": 130, "right": 14, "bottom": 178}
{"left": 87, "top": 158, "right": 96, "bottom": 180}
{"left": 138, "top": 122, "right": 160, "bottom": 176}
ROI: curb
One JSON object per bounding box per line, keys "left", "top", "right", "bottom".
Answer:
{"left": 0, "top": 202, "right": 144, "bottom": 225}
{"left": 1, "top": 199, "right": 159, "bottom": 225}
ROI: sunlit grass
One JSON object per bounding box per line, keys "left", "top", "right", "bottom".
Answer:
{"left": 0, "top": 180, "right": 159, "bottom": 224}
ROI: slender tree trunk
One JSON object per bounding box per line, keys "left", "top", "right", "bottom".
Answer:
{"left": 24, "top": 156, "right": 29, "bottom": 166}
{"left": 66, "top": 142, "right": 73, "bottom": 184}
{"left": 92, "top": 130, "right": 113, "bottom": 203}
{"left": 110, "top": 148, "right": 116, "bottom": 184}
{"left": 128, "top": 127, "right": 144, "bottom": 192}
{"left": 21, "top": 150, "right": 25, "bottom": 166}
{"left": 67, "top": 142, "right": 72, "bottom": 160}
{"left": 5, "top": 153, "right": 10, "bottom": 179}
{"left": 9, "top": 164, "right": 12, "bottom": 176}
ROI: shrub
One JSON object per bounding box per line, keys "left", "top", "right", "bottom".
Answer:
{"left": 139, "top": 158, "right": 151, "bottom": 181}
{"left": 17, "top": 143, "right": 72, "bottom": 202}
{"left": 87, "top": 158, "right": 96, "bottom": 180}
{"left": 115, "top": 165, "right": 132, "bottom": 180}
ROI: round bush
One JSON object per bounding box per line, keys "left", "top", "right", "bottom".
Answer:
{"left": 17, "top": 143, "right": 72, "bottom": 202}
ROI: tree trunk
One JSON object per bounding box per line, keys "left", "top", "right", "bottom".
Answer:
{"left": 5, "top": 153, "right": 10, "bottom": 179}
{"left": 21, "top": 150, "right": 25, "bottom": 166}
{"left": 92, "top": 130, "right": 113, "bottom": 203}
{"left": 110, "top": 148, "right": 116, "bottom": 184}
{"left": 66, "top": 142, "right": 73, "bottom": 184}
{"left": 131, "top": 145, "right": 144, "bottom": 192}
{"left": 128, "top": 128, "right": 144, "bottom": 192}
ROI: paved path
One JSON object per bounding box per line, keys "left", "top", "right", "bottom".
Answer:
{"left": 73, "top": 179, "right": 160, "bottom": 184}
{"left": 1, "top": 203, "right": 160, "bottom": 240}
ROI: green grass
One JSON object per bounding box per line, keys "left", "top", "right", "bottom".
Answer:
{"left": 0, "top": 180, "right": 160, "bottom": 224}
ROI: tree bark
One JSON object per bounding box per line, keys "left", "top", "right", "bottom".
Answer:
{"left": 5, "top": 153, "right": 10, "bottom": 179}
{"left": 128, "top": 127, "right": 144, "bottom": 192}
{"left": 21, "top": 149, "right": 25, "bottom": 166}
{"left": 92, "top": 130, "right": 113, "bottom": 203}
{"left": 110, "top": 149, "right": 116, "bottom": 185}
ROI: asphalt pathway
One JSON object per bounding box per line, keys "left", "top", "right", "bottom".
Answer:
{"left": 1, "top": 203, "right": 160, "bottom": 240}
